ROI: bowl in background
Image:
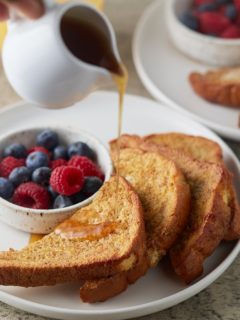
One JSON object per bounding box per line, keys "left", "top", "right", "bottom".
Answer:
{"left": 0, "top": 125, "right": 112, "bottom": 234}
{"left": 166, "top": 0, "right": 240, "bottom": 66}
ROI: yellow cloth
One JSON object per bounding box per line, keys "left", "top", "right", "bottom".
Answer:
{"left": 0, "top": 0, "right": 104, "bottom": 49}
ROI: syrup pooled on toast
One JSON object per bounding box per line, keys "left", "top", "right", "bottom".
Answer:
{"left": 54, "top": 220, "right": 118, "bottom": 240}
{"left": 29, "top": 234, "right": 44, "bottom": 243}
{"left": 29, "top": 220, "right": 119, "bottom": 242}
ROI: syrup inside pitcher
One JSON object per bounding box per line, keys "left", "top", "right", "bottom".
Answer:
{"left": 61, "top": 11, "right": 123, "bottom": 76}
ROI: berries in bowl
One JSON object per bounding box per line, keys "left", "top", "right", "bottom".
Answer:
{"left": 166, "top": 0, "right": 240, "bottom": 66}
{"left": 0, "top": 127, "right": 112, "bottom": 234}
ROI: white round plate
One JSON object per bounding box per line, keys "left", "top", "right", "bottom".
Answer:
{"left": 133, "top": 0, "right": 240, "bottom": 141}
{"left": 0, "top": 91, "right": 239, "bottom": 320}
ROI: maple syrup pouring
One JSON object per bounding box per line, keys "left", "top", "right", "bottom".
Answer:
{"left": 112, "top": 66, "right": 128, "bottom": 214}
{"left": 61, "top": 14, "right": 128, "bottom": 214}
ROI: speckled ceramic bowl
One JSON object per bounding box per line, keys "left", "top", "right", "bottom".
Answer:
{"left": 166, "top": 0, "right": 240, "bottom": 66}
{"left": 0, "top": 126, "right": 112, "bottom": 234}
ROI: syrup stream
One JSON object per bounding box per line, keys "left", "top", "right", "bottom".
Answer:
{"left": 112, "top": 64, "right": 128, "bottom": 215}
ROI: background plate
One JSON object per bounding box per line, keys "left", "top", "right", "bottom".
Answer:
{"left": 0, "top": 91, "right": 239, "bottom": 320}
{"left": 133, "top": 0, "right": 240, "bottom": 140}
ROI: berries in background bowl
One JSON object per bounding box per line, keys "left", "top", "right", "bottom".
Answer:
{"left": 166, "top": 0, "right": 240, "bottom": 66}
{"left": 179, "top": 0, "right": 240, "bottom": 38}
{"left": 0, "top": 127, "right": 112, "bottom": 234}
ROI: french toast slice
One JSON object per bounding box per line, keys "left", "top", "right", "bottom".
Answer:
{"left": 81, "top": 147, "right": 190, "bottom": 302}
{"left": 0, "top": 176, "right": 146, "bottom": 287}
{"left": 109, "top": 148, "right": 191, "bottom": 267}
{"left": 144, "top": 133, "right": 240, "bottom": 241}
{"left": 189, "top": 68, "right": 240, "bottom": 108}
{"left": 109, "top": 135, "right": 234, "bottom": 283}
{"left": 144, "top": 132, "right": 222, "bottom": 163}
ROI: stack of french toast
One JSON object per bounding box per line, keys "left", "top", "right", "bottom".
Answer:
{"left": 0, "top": 132, "right": 239, "bottom": 303}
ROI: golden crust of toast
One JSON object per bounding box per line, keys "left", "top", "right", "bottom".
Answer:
{"left": 145, "top": 133, "right": 223, "bottom": 163}
{"left": 110, "top": 135, "right": 235, "bottom": 283}
{"left": 189, "top": 68, "right": 240, "bottom": 108}
{"left": 0, "top": 176, "right": 146, "bottom": 287}
{"left": 224, "top": 178, "right": 240, "bottom": 241}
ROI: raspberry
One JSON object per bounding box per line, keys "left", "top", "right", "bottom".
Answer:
{"left": 68, "top": 156, "right": 104, "bottom": 180}
{"left": 12, "top": 182, "right": 50, "bottom": 209}
{"left": 0, "top": 157, "right": 25, "bottom": 178}
{"left": 234, "top": 0, "right": 240, "bottom": 11}
{"left": 50, "top": 159, "right": 68, "bottom": 169}
{"left": 50, "top": 166, "right": 84, "bottom": 196}
{"left": 221, "top": 25, "right": 240, "bottom": 37}
{"left": 236, "top": 13, "right": 240, "bottom": 25}
{"left": 218, "top": 4, "right": 228, "bottom": 14}
{"left": 199, "top": 12, "right": 231, "bottom": 34}
{"left": 28, "top": 146, "right": 50, "bottom": 157}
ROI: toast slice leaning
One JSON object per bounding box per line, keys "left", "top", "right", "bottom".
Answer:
{"left": 110, "top": 135, "right": 234, "bottom": 283}
{"left": 81, "top": 147, "right": 190, "bottom": 302}
{"left": 0, "top": 176, "right": 146, "bottom": 287}
{"left": 144, "top": 133, "right": 240, "bottom": 241}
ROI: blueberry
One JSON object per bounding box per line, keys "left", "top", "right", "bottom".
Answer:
{"left": 53, "top": 195, "right": 73, "bottom": 208}
{"left": 32, "top": 167, "right": 51, "bottom": 186}
{"left": 48, "top": 186, "right": 58, "bottom": 200}
{"left": 26, "top": 151, "right": 49, "bottom": 171}
{"left": 225, "top": 4, "right": 237, "bottom": 20}
{"left": 68, "top": 142, "right": 96, "bottom": 160}
{"left": 36, "top": 130, "right": 59, "bottom": 151}
{"left": 0, "top": 178, "right": 14, "bottom": 200}
{"left": 53, "top": 145, "right": 68, "bottom": 160}
{"left": 216, "top": 0, "right": 233, "bottom": 5}
{"left": 198, "top": 3, "right": 219, "bottom": 12}
{"left": 3, "top": 143, "right": 27, "bottom": 159}
{"left": 179, "top": 12, "right": 199, "bottom": 31}
{"left": 82, "top": 177, "right": 103, "bottom": 196}
{"left": 9, "top": 166, "right": 31, "bottom": 186}
{"left": 71, "top": 191, "right": 88, "bottom": 204}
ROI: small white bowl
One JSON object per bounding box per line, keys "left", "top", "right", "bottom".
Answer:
{"left": 166, "top": 0, "right": 240, "bottom": 66}
{"left": 0, "top": 126, "right": 112, "bottom": 234}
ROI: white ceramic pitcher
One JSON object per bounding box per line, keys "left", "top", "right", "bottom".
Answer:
{"left": 2, "top": 0, "right": 121, "bottom": 108}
